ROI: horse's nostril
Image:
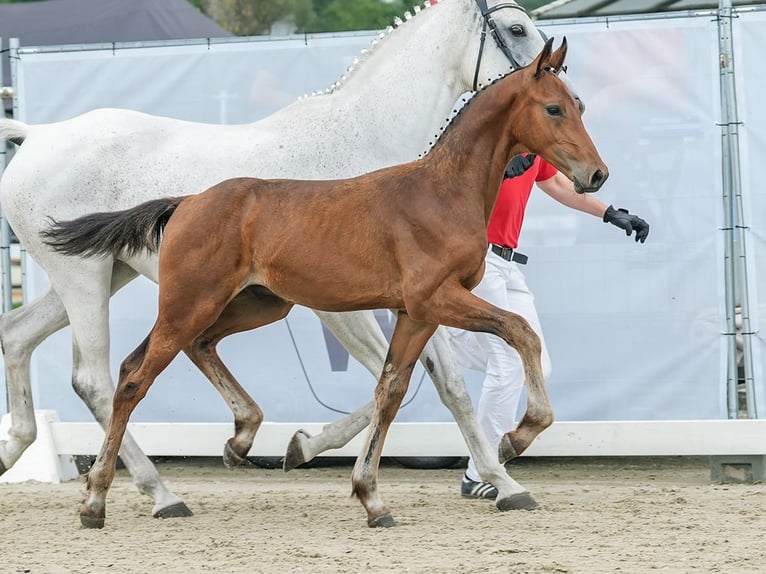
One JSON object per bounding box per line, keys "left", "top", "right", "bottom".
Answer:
{"left": 591, "top": 169, "right": 605, "bottom": 188}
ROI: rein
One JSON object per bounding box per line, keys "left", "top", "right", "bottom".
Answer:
{"left": 472, "top": 0, "right": 547, "bottom": 91}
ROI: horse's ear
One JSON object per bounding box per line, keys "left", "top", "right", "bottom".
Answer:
{"left": 549, "top": 37, "right": 568, "bottom": 74}
{"left": 534, "top": 37, "right": 555, "bottom": 79}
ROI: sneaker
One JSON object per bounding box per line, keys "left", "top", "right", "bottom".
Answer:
{"left": 460, "top": 473, "right": 498, "bottom": 500}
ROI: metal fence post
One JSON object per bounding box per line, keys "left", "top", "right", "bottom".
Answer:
{"left": 718, "top": 1, "right": 758, "bottom": 418}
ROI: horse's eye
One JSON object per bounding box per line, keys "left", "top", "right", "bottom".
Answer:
{"left": 509, "top": 24, "right": 526, "bottom": 37}
{"left": 546, "top": 105, "right": 562, "bottom": 116}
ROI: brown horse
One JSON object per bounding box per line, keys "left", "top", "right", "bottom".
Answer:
{"left": 42, "top": 37, "right": 607, "bottom": 529}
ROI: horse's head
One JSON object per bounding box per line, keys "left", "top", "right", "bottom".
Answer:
{"left": 512, "top": 37, "right": 607, "bottom": 194}
{"left": 462, "top": 0, "right": 585, "bottom": 113}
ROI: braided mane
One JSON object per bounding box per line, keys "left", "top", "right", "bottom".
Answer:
{"left": 301, "top": 0, "right": 442, "bottom": 99}
{"left": 417, "top": 70, "right": 516, "bottom": 158}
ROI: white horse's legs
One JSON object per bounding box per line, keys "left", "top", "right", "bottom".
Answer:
{"left": 284, "top": 310, "right": 386, "bottom": 470}
{"left": 49, "top": 261, "right": 191, "bottom": 517}
{"left": 0, "top": 287, "right": 69, "bottom": 471}
{"left": 420, "top": 328, "right": 530, "bottom": 505}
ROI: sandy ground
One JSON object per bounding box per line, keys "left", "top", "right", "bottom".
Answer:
{"left": 0, "top": 456, "right": 764, "bottom": 574}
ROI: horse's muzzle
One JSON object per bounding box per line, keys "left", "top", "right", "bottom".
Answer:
{"left": 573, "top": 168, "right": 608, "bottom": 194}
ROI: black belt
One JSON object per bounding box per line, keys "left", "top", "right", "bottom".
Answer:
{"left": 490, "top": 244, "right": 528, "bottom": 265}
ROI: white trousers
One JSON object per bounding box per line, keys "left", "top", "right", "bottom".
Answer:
{"left": 449, "top": 247, "right": 552, "bottom": 482}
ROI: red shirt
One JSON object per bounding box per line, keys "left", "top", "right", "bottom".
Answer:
{"left": 487, "top": 155, "right": 557, "bottom": 249}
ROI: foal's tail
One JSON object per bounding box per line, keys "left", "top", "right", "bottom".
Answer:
{"left": 39, "top": 197, "right": 185, "bottom": 258}
{"left": 0, "top": 118, "right": 29, "bottom": 146}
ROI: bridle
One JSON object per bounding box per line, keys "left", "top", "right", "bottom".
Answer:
{"left": 472, "top": 0, "right": 548, "bottom": 91}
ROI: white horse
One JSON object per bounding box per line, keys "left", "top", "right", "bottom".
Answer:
{"left": 0, "top": 0, "right": 579, "bottom": 519}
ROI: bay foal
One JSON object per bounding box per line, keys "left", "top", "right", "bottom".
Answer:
{"left": 42, "top": 38, "right": 608, "bottom": 528}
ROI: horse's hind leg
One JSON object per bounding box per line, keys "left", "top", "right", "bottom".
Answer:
{"left": 82, "top": 268, "right": 243, "bottom": 528}
{"left": 352, "top": 312, "right": 436, "bottom": 528}
{"left": 184, "top": 286, "right": 293, "bottom": 467}
{"left": 54, "top": 260, "right": 191, "bottom": 518}
{"left": 0, "top": 286, "right": 69, "bottom": 472}
{"left": 82, "top": 329, "right": 183, "bottom": 528}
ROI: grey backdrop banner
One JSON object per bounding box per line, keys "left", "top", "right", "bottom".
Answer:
{"left": 5, "top": 14, "right": 732, "bottom": 423}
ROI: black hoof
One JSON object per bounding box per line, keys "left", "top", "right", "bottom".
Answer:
{"left": 154, "top": 501, "right": 194, "bottom": 519}
{"left": 369, "top": 514, "right": 396, "bottom": 528}
{"left": 223, "top": 441, "right": 246, "bottom": 468}
{"left": 0, "top": 458, "right": 6, "bottom": 476}
{"left": 496, "top": 492, "right": 539, "bottom": 512}
{"left": 283, "top": 429, "right": 311, "bottom": 472}
{"left": 498, "top": 435, "right": 519, "bottom": 463}
{"left": 80, "top": 512, "right": 105, "bottom": 529}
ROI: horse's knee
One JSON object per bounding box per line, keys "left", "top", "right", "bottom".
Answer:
{"left": 0, "top": 322, "right": 33, "bottom": 370}
{"left": 7, "top": 418, "right": 37, "bottom": 448}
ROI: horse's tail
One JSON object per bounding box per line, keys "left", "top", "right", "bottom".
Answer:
{"left": 39, "top": 197, "right": 185, "bottom": 258}
{"left": 0, "top": 118, "right": 29, "bottom": 146}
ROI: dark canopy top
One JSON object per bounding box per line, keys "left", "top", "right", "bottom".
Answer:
{"left": 1, "top": 0, "right": 232, "bottom": 110}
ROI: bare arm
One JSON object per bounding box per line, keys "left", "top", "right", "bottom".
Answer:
{"left": 534, "top": 171, "right": 650, "bottom": 243}
{"left": 535, "top": 171, "right": 608, "bottom": 218}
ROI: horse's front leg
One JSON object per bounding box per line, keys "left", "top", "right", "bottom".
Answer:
{"left": 423, "top": 286, "right": 553, "bottom": 463}
{"left": 351, "top": 312, "right": 436, "bottom": 528}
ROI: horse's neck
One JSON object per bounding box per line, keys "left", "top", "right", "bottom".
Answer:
{"left": 283, "top": 1, "right": 480, "bottom": 161}
{"left": 428, "top": 80, "right": 523, "bottom": 216}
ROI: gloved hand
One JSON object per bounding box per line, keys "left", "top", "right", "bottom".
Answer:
{"left": 603, "top": 205, "right": 650, "bottom": 243}
{"left": 504, "top": 154, "right": 536, "bottom": 179}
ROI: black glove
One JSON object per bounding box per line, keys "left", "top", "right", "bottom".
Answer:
{"left": 603, "top": 205, "right": 650, "bottom": 243}
{"left": 504, "top": 154, "right": 536, "bottom": 179}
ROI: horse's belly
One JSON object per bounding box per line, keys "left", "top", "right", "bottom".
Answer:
{"left": 263, "top": 272, "right": 403, "bottom": 314}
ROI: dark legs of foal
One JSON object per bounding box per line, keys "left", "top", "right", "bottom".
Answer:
{"left": 351, "top": 286, "right": 550, "bottom": 528}
{"left": 80, "top": 288, "right": 292, "bottom": 529}
{"left": 183, "top": 287, "right": 292, "bottom": 467}
{"left": 352, "top": 311, "right": 437, "bottom": 527}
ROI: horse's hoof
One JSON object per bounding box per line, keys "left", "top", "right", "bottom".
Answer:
{"left": 80, "top": 507, "right": 106, "bottom": 529}
{"left": 0, "top": 458, "right": 7, "bottom": 476}
{"left": 498, "top": 435, "right": 518, "bottom": 463}
{"left": 223, "top": 441, "right": 246, "bottom": 468}
{"left": 368, "top": 514, "right": 396, "bottom": 528}
{"left": 283, "top": 429, "right": 312, "bottom": 472}
{"left": 153, "top": 501, "right": 194, "bottom": 519}
{"left": 496, "top": 492, "right": 538, "bottom": 512}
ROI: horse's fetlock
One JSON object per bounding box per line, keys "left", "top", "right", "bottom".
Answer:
{"left": 538, "top": 410, "right": 554, "bottom": 430}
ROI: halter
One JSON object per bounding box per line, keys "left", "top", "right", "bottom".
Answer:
{"left": 472, "top": 0, "right": 547, "bottom": 91}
